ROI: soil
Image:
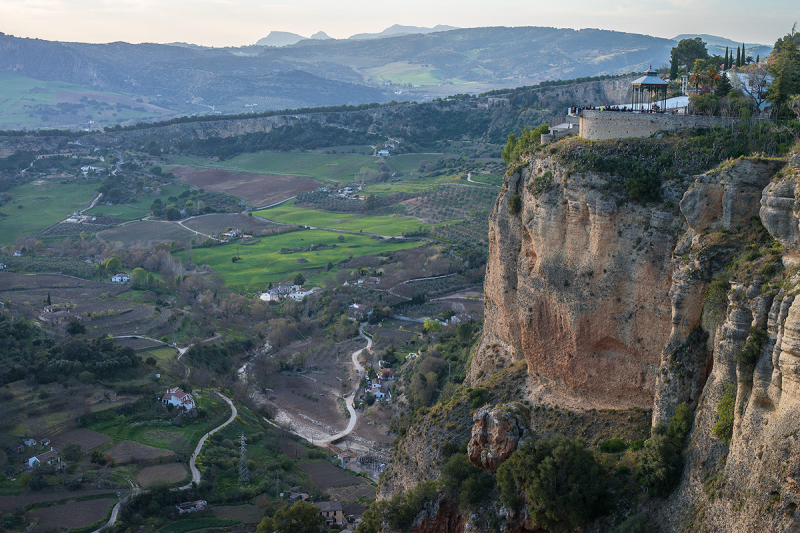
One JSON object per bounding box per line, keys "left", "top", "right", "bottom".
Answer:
{"left": 107, "top": 440, "right": 173, "bottom": 463}
{"left": 279, "top": 440, "right": 307, "bottom": 459}
{"left": 170, "top": 166, "right": 322, "bottom": 207}
{"left": 28, "top": 497, "right": 116, "bottom": 528}
{"left": 300, "top": 461, "right": 376, "bottom": 503}
{"left": 51, "top": 428, "right": 110, "bottom": 452}
{"left": 137, "top": 463, "right": 188, "bottom": 487}
{"left": 0, "top": 489, "right": 124, "bottom": 512}
{"left": 212, "top": 504, "right": 262, "bottom": 523}
{"left": 97, "top": 220, "right": 195, "bottom": 245}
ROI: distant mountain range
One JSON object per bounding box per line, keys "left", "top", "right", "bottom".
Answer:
{"left": 0, "top": 26, "right": 777, "bottom": 129}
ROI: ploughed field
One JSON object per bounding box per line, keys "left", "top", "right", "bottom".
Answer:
{"left": 169, "top": 166, "right": 321, "bottom": 207}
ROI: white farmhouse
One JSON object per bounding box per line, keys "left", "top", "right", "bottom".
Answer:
{"left": 162, "top": 387, "right": 196, "bottom": 410}
{"left": 111, "top": 273, "right": 129, "bottom": 283}
{"left": 29, "top": 449, "right": 60, "bottom": 468}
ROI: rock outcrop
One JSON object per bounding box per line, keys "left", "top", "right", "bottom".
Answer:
{"left": 467, "top": 404, "right": 527, "bottom": 473}
{"left": 470, "top": 154, "right": 678, "bottom": 409}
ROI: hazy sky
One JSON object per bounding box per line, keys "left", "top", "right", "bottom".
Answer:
{"left": 1, "top": 0, "right": 796, "bottom": 47}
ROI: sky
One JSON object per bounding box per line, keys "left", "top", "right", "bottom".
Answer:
{"left": 0, "top": 0, "right": 796, "bottom": 47}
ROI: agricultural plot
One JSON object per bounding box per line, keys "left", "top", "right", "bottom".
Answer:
{"left": 175, "top": 229, "right": 421, "bottom": 291}
{"left": 212, "top": 504, "right": 263, "bottom": 523}
{"left": 213, "top": 152, "right": 379, "bottom": 181}
{"left": 85, "top": 184, "right": 192, "bottom": 222}
{"left": 254, "top": 200, "right": 455, "bottom": 236}
{"left": 107, "top": 440, "right": 174, "bottom": 463}
{"left": 97, "top": 220, "right": 195, "bottom": 245}
{"left": 28, "top": 497, "right": 116, "bottom": 529}
{"left": 137, "top": 463, "right": 188, "bottom": 487}
{"left": 300, "top": 461, "right": 375, "bottom": 501}
{"left": 182, "top": 213, "right": 277, "bottom": 235}
{"left": 51, "top": 429, "right": 110, "bottom": 452}
{"left": 365, "top": 61, "right": 443, "bottom": 86}
{"left": 431, "top": 217, "right": 490, "bottom": 245}
{"left": 170, "top": 166, "right": 320, "bottom": 207}
{"left": 398, "top": 186, "right": 497, "bottom": 223}
{"left": 0, "top": 179, "right": 99, "bottom": 244}
{"left": 138, "top": 345, "right": 179, "bottom": 367}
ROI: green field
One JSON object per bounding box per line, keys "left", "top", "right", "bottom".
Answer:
{"left": 0, "top": 179, "right": 100, "bottom": 244}
{"left": 84, "top": 185, "right": 191, "bottom": 221}
{"left": 175, "top": 229, "right": 421, "bottom": 291}
{"left": 0, "top": 74, "right": 167, "bottom": 129}
{"left": 167, "top": 152, "right": 444, "bottom": 184}
{"left": 253, "top": 200, "right": 456, "bottom": 235}
{"left": 364, "top": 61, "right": 442, "bottom": 86}
{"left": 139, "top": 346, "right": 179, "bottom": 366}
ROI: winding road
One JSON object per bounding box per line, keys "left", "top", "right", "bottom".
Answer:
{"left": 180, "top": 391, "right": 238, "bottom": 489}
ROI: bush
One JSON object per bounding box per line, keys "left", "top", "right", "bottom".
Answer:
{"left": 703, "top": 273, "right": 730, "bottom": 328}
{"left": 634, "top": 432, "right": 681, "bottom": 497}
{"left": 441, "top": 453, "right": 493, "bottom": 508}
{"left": 598, "top": 438, "right": 628, "bottom": 453}
{"left": 624, "top": 166, "right": 661, "bottom": 203}
{"left": 611, "top": 512, "right": 653, "bottom": 533}
{"left": 712, "top": 383, "right": 737, "bottom": 445}
{"left": 734, "top": 327, "right": 768, "bottom": 369}
{"left": 508, "top": 193, "right": 522, "bottom": 214}
{"left": 497, "top": 436, "right": 608, "bottom": 532}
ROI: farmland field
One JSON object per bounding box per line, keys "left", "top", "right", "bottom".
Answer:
{"left": 138, "top": 345, "right": 179, "bottom": 366}
{"left": 212, "top": 504, "right": 262, "bottom": 523}
{"left": 300, "top": 461, "right": 375, "bottom": 501}
{"left": 97, "top": 220, "right": 195, "bottom": 245}
{"left": 161, "top": 518, "right": 239, "bottom": 533}
{"left": 137, "top": 463, "right": 188, "bottom": 487}
{"left": 212, "top": 152, "right": 378, "bottom": 181}
{"left": 364, "top": 61, "right": 442, "bottom": 86}
{"left": 254, "top": 200, "right": 457, "bottom": 236}
{"left": 175, "top": 229, "right": 421, "bottom": 291}
{"left": 84, "top": 184, "right": 191, "bottom": 221}
{"left": 107, "top": 440, "right": 174, "bottom": 463}
{"left": 182, "top": 213, "right": 277, "bottom": 235}
{"left": 28, "top": 497, "right": 116, "bottom": 529}
{"left": 170, "top": 166, "right": 320, "bottom": 207}
{"left": 51, "top": 429, "right": 110, "bottom": 452}
{"left": 0, "top": 179, "right": 99, "bottom": 244}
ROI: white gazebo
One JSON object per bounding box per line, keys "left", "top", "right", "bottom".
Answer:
{"left": 631, "top": 67, "right": 669, "bottom": 111}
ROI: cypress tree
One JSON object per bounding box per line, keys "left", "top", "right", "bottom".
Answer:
{"left": 725, "top": 46, "right": 729, "bottom": 69}
{"left": 742, "top": 43, "right": 747, "bottom": 64}
{"left": 736, "top": 46, "right": 741, "bottom": 67}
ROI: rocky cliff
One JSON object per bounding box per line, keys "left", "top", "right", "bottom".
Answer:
{"left": 382, "top": 138, "right": 800, "bottom": 532}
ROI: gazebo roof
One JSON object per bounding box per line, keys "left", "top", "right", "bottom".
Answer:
{"left": 632, "top": 67, "right": 667, "bottom": 87}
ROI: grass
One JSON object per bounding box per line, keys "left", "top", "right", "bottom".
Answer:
{"left": 0, "top": 179, "right": 100, "bottom": 244}
{"left": 175, "top": 229, "right": 421, "bottom": 291}
{"left": 253, "top": 199, "right": 459, "bottom": 235}
{"left": 139, "top": 346, "right": 179, "bottom": 366}
{"left": 364, "top": 61, "right": 442, "bottom": 86}
{"left": 87, "top": 393, "right": 228, "bottom": 453}
{"left": 85, "top": 185, "right": 191, "bottom": 221}
{"left": 0, "top": 74, "right": 166, "bottom": 129}
{"left": 165, "top": 152, "right": 445, "bottom": 184}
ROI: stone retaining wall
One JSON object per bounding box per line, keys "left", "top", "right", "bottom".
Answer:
{"left": 579, "top": 110, "right": 738, "bottom": 141}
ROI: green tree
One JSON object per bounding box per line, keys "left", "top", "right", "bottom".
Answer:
{"left": 46, "top": 292, "right": 51, "bottom": 306}
{"left": 423, "top": 318, "right": 441, "bottom": 333}
{"left": 497, "top": 436, "right": 608, "bottom": 532}
{"left": 257, "top": 501, "right": 324, "bottom": 533}
{"left": 293, "top": 273, "right": 305, "bottom": 286}
{"left": 150, "top": 166, "right": 162, "bottom": 175}
{"left": 767, "top": 29, "right": 800, "bottom": 118}
{"left": 66, "top": 317, "right": 86, "bottom": 335}
{"left": 713, "top": 383, "right": 737, "bottom": 444}
{"left": 131, "top": 267, "right": 148, "bottom": 289}
{"left": 365, "top": 194, "right": 378, "bottom": 211}
{"left": 736, "top": 46, "right": 741, "bottom": 67}
{"left": 508, "top": 193, "right": 522, "bottom": 214}
{"left": 715, "top": 72, "right": 732, "bottom": 97}
{"left": 100, "top": 256, "right": 122, "bottom": 276}
{"left": 671, "top": 38, "right": 709, "bottom": 73}
{"left": 61, "top": 442, "right": 82, "bottom": 462}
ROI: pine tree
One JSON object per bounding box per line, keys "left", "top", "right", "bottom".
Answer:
{"left": 238, "top": 433, "right": 250, "bottom": 486}
{"left": 715, "top": 72, "right": 732, "bottom": 98}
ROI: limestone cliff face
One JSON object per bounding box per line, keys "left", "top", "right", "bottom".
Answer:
{"left": 467, "top": 403, "right": 527, "bottom": 473}
{"left": 470, "top": 155, "right": 678, "bottom": 409}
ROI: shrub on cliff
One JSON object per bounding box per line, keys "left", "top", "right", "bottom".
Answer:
{"left": 634, "top": 403, "right": 694, "bottom": 497}
{"left": 501, "top": 124, "right": 551, "bottom": 167}
{"left": 623, "top": 165, "right": 661, "bottom": 203}
{"left": 712, "top": 383, "right": 737, "bottom": 445}
{"left": 734, "top": 326, "right": 768, "bottom": 369}
{"left": 441, "top": 452, "right": 494, "bottom": 508}
{"left": 497, "top": 435, "right": 609, "bottom": 532}
{"left": 508, "top": 193, "right": 522, "bottom": 214}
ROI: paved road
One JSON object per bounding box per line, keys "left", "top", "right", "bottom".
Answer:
{"left": 180, "top": 391, "right": 237, "bottom": 489}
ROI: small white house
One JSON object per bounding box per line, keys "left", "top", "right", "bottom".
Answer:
{"left": 111, "top": 273, "right": 129, "bottom": 283}
{"left": 29, "top": 449, "right": 60, "bottom": 468}
{"left": 162, "top": 387, "right": 196, "bottom": 410}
